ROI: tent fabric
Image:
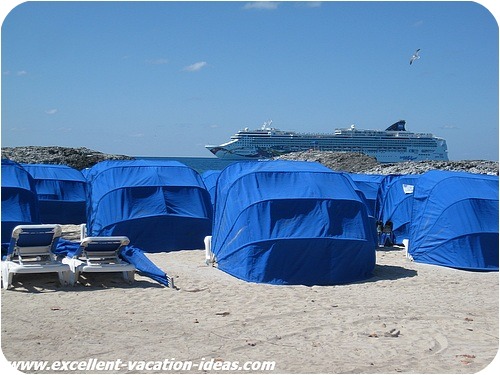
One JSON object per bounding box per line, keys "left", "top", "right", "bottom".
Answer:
{"left": 212, "top": 160, "right": 376, "bottom": 285}
{"left": 85, "top": 160, "right": 212, "bottom": 252}
{"left": 54, "top": 238, "right": 171, "bottom": 286}
{"left": 21, "top": 164, "right": 87, "bottom": 224}
{"left": 201, "top": 170, "right": 221, "bottom": 205}
{"left": 376, "top": 174, "right": 419, "bottom": 245}
{"left": 1, "top": 160, "right": 40, "bottom": 245}
{"left": 408, "top": 170, "right": 499, "bottom": 271}
{"left": 342, "top": 175, "right": 378, "bottom": 246}
{"left": 120, "top": 245, "right": 171, "bottom": 286}
{"left": 348, "top": 174, "right": 385, "bottom": 217}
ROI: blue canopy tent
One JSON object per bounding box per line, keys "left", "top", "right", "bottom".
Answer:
{"left": 408, "top": 170, "right": 498, "bottom": 271}
{"left": 211, "top": 160, "right": 376, "bottom": 285}
{"left": 342, "top": 174, "right": 379, "bottom": 247}
{"left": 1, "top": 160, "right": 40, "bottom": 246}
{"left": 348, "top": 173, "right": 385, "bottom": 217}
{"left": 376, "top": 174, "right": 419, "bottom": 246}
{"left": 21, "top": 164, "right": 87, "bottom": 224}
{"left": 201, "top": 170, "right": 222, "bottom": 206}
{"left": 85, "top": 160, "right": 212, "bottom": 253}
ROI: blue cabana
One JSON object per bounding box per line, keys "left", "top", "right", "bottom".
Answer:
{"left": 408, "top": 170, "right": 498, "bottom": 271}
{"left": 201, "top": 170, "right": 222, "bottom": 206}
{"left": 376, "top": 174, "right": 419, "bottom": 245}
{"left": 348, "top": 174, "right": 385, "bottom": 216}
{"left": 1, "top": 160, "right": 40, "bottom": 245}
{"left": 21, "top": 164, "right": 87, "bottom": 224}
{"left": 211, "top": 160, "right": 376, "bottom": 285}
{"left": 85, "top": 160, "right": 212, "bottom": 253}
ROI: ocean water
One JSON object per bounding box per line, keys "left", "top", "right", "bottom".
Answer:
{"left": 136, "top": 156, "right": 245, "bottom": 174}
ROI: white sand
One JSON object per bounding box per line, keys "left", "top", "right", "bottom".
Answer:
{"left": 1, "top": 227, "right": 498, "bottom": 373}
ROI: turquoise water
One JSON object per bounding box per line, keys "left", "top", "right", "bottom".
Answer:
{"left": 135, "top": 156, "right": 244, "bottom": 174}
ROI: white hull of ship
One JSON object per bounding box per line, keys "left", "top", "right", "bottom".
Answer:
{"left": 207, "top": 145, "right": 448, "bottom": 162}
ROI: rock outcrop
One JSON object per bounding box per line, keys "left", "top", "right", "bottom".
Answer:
{"left": 275, "top": 151, "right": 498, "bottom": 175}
{"left": 1, "top": 146, "right": 134, "bottom": 170}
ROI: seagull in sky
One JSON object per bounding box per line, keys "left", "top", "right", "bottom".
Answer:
{"left": 410, "top": 49, "right": 421, "bottom": 65}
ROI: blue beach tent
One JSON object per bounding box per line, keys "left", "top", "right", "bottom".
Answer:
{"left": 21, "top": 164, "right": 87, "bottom": 224}
{"left": 342, "top": 174, "right": 378, "bottom": 247}
{"left": 201, "top": 170, "right": 222, "bottom": 206}
{"left": 1, "top": 160, "right": 40, "bottom": 245}
{"left": 348, "top": 173, "right": 385, "bottom": 216}
{"left": 85, "top": 160, "right": 212, "bottom": 252}
{"left": 408, "top": 170, "right": 499, "bottom": 271}
{"left": 211, "top": 160, "right": 376, "bottom": 285}
{"left": 376, "top": 174, "right": 419, "bottom": 245}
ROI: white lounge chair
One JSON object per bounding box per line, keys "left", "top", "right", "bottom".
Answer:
{"left": 1, "top": 224, "right": 71, "bottom": 289}
{"left": 63, "top": 236, "right": 135, "bottom": 285}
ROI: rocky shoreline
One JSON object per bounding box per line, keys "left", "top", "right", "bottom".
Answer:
{"left": 1, "top": 146, "right": 133, "bottom": 170}
{"left": 1, "top": 146, "right": 498, "bottom": 175}
{"left": 276, "top": 150, "right": 499, "bottom": 175}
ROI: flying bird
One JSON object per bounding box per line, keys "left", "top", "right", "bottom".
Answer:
{"left": 410, "top": 49, "right": 421, "bottom": 65}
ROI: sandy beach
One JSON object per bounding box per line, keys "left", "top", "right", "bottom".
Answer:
{"left": 1, "top": 226, "right": 498, "bottom": 374}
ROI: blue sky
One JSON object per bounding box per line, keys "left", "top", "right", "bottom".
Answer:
{"left": 1, "top": 1, "right": 498, "bottom": 160}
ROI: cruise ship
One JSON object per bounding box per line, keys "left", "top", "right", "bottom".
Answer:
{"left": 205, "top": 120, "right": 449, "bottom": 163}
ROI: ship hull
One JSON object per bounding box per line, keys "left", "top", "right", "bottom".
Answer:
{"left": 206, "top": 146, "right": 292, "bottom": 160}
{"left": 207, "top": 146, "right": 448, "bottom": 162}
{"left": 205, "top": 121, "right": 449, "bottom": 163}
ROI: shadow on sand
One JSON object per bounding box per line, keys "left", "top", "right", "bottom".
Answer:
{"left": 3, "top": 272, "right": 165, "bottom": 293}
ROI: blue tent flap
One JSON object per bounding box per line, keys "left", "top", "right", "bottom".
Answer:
{"left": 55, "top": 238, "right": 171, "bottom": 286}
{"left": 120, "top": 245, "right": 171, "bottom": 286}
{"left": 409, "top": 171, "right": 499, "bottom": 271}
{"left": 202, "top": 170, "right": 222, "bottom": 206}
{"left": 348, "top": 173, "right": 385, "bottom": 216}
